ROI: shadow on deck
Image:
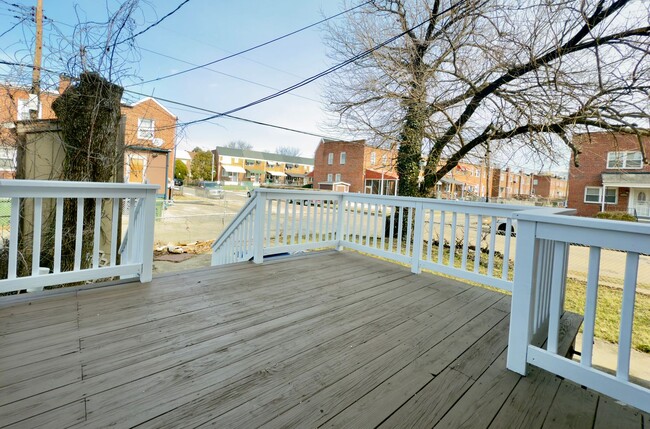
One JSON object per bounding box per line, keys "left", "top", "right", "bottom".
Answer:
{"left": 0, "top": 251, "right": 646, "bottom": 428}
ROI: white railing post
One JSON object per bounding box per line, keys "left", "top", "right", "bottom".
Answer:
{"left": 139, "top": 189, "right": 157, "bottom": 283}
{"left": 507, "top": 217, "right": 538, "bottom": 375}
{"left": 411, "top": 202, "right": 424, "bottom": 274}
{"left": 335, "top": 194, "right": 345, "bottom": 251}
{"left": 253, "top": 192, "right": 265, "bottom": 264}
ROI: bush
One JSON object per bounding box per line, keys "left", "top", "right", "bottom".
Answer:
{"left": 595, "top": 212, "right": 637, "bottom": 222}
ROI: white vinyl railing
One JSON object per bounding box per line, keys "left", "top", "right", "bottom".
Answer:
{"left": 507, "top": 209, "right": 650, "bottom": 413}
{"left": 0, "top": 180, "right": 158, "bottom": 294}
{"left": 212, "top": 189, "right": 543, "bottom": 292}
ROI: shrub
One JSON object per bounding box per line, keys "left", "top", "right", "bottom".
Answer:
{"left": 595, "top": 212, "right": 637, "bottom": 222}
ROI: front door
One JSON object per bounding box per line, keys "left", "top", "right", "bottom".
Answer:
{"left": 128, "top": 156, "right": 145, "bottom": 183}
{"left": 633, "top": 189, "right": 649, "bottom": 217}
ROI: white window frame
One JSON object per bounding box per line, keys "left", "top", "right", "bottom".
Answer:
{"left": 584, "top": 186, "right": 617, "bottom": 204}
{"left": 370, "top": 152, "right": 376, "bottom": 165}
{"left": 335, "top": 173, "right": 341, "bottom": 182}
{"left": 381, "top": 154, "right": 388, "bottom": 166}
{"left": 327, "top": 173, "right": 333, "bottom": 182}
{"left": 607, "top": 151, "right": 643, "bottom": 169}
{"left": 0, "top": 147, "right": 16, "bottom": 171}
{"left": 327, "top": 153, "right": 334, "bottom": 165}
{"left": 340, "top": 152, "right": 346, "bottom": 165}
{"left": 17, "top": 97, "right": 42, "bottom": 120}
{"left": 137, "top": 118, "right": 155, "bottom": 140}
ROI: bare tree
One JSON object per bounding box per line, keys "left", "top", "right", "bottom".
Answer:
{"left": 325, "top": 0, "right": 650, "bottom": 196}
{"left": 226, "top": 140, "right": 253, "bottom": 150}
{"left": 275, "top": 146, "right": 301, "bottom": 157}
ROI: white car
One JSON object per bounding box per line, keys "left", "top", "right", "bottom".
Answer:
{"left": 200, "top": 181, "right": 225, "bottom": 199}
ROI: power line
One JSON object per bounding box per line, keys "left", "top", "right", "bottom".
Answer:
{"left": 0, "top": 17, "right": 25, "bottom": 39}
{"left": 119, "top": 0, "right": 192, "bottom": 45}
{"left": 139, "top": 46, "right": 322, "bottom": 104}
{"left": 126, "top": 1, "right": 372, "bottom": 88}
{"left": 123, "top": 89, "right": 339, "bottom": 140}
{"left": 179, "top": 1, "right": 464, "bottom": 128}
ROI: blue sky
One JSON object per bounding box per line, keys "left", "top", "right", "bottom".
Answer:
{"left": 0, "top": 0, "right": 347, "bottom": 156}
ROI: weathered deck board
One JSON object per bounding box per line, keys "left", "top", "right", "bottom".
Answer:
{"left": 0, "top": 250, "right": 644, "bottom": 429}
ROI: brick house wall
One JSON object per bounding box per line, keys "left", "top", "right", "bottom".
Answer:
{"left": 121, "top": 98, "right": 177, "bottom": 196}
{"left": 533, "top": 175, "right": 567, "bottom": 200}
{"left": 568, "top": 132, "right": 650, "bottom": 217}
{"left": 0, "top": 80, "right": 177, "bottom": 195}
{"left": 313, "top": 139, "right": 397, "bottom": 193}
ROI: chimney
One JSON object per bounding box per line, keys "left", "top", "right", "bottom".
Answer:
{"left": 58, "top": 74, "right": 72, "bottom": 94}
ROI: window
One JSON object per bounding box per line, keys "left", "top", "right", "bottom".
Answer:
{"left": 533, "top": 179, "right": 539, "bottom": 185}
{"left": 335, "top": 173, "right": 341, "bottom": 182}
{"left": 475, "top": 169, "right": 480, "bottom": 177}
{"left": 381, "top": 154, "right": 388, "bottom": 166}
{"left": 340, "top": 152, "right": 346, "bottom": 165}
{"left": 0, "top": 147, "right": 16, "bottom": 171}
{"left": 327, "top": 153, "right": 334, "bottom": 165}
{"left": 607, "top": 151, "right": 643, "bottom": 169}
{"left": 137, "top": 118, "right": 155, "bottom": 140}
{"left": 584, "top": 187, "right": 617, "bottom": 204}
{"left": 370, "top": 152, "right": 376, "bottom": 165}
{"left": 17, "top": 96, "right": 41, "bottom": 120}
{"left": 327, "top": 173, "right": 333, "bottom": 182}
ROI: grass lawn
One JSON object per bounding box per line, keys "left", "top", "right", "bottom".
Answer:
{"left": 564, "top": 278, "right": 650, "bottom": 353}
{"left": 0, "top": 198, "right": 10, "bottom": 227}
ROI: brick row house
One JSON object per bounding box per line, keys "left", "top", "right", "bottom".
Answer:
{"left": 567, "top": 132, "right": 650, "bottom": 220}
{"left": 313, "top": 139, "right": 398, "bottom": 194}
{"left": 213, "top": 147, "right": 314, "bottom": 186}
{"left": 0, "top": 77, "right": 177, "bottom": 198}
{"left": 312, "top": 139, "right": 567, "bottom": 201}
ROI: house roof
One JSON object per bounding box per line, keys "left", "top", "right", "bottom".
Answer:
{"left": 215, "top": 147, "right": 314, "bottom": 166}
{"left": 129, "top": 97, "right": 178, "bottom": 120}
{"left": 365, "top": 169, "right": 398, "bottom": 180}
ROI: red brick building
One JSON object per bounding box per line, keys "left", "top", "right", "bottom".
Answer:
{"left": 313, "top": 139, "right": 397, "bottom": 194}
{"left": 567, "top": 132, "right": 650, "bottom": 219}
{"left": 0, "top": 78, "right": 177, "bottom": 197}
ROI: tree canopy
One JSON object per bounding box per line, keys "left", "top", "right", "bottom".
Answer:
{"left": 226, "top": 140, "right": 253, "bottom": 150}
{"left": 325, "top": 0, "right": 650, "bottom": 196}
{"left": 275, "top": 146, "right": 302, "bottom": 157}
{"left": 174, "top": 159, "right": 188, "bottom": 180}
{"left": 191, "top": 151, "right": 214, "bottom": 180}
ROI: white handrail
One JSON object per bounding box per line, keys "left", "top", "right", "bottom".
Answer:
{"left": 0, "top": 180, "right": 158, "bottom": 293}
{"left": 507, "top": 208, "right": 650, "bottom": 413}
{"left": 211, "top": 189, "right": 543, "bottom": 292}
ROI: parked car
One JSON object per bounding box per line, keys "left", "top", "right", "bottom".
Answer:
{"left": 199, "top": 181, "right": 225, "bottom": 199}
{"left": 173, "top": 178, "right": 183, "bottom": 191}
{"left": 496, "top": 218, "right": 517, "bottom": 236}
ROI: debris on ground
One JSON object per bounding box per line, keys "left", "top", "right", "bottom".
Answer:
{"left": 154, "top": 240, "right": 213, "bottom": 262}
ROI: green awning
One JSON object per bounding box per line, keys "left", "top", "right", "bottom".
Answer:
{"left": 245, "top": 168, "right": 265, "bottom": 174}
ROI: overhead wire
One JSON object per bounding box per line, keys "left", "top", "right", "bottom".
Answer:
{"left": 118, "top": 0, "right": 192, "bottom": 45}
{"left": 123, "top": 88, "right": 340, "bottom": 140}
{"left": 0, "top": 17, "right": 25, "bottom": 39}
{"left": 178, "top": 1, "right": 465, "bottom": 128}
{"left": 139, "top": 47, "right": 322, "bottom": 104}
{"left": 126, "top": 0, "right": 372, "bottom": 87}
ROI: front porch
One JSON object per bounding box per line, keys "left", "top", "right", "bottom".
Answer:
{"left": 2, "top": 251, "right": 645, "bottom": 428}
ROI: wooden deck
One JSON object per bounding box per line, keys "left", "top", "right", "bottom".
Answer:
{"left": 0, "top": 251, "right": 646, "bottom": 428}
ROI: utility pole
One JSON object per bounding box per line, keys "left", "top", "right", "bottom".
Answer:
{"left": 29, "top": 0, "right": 43, "bottom": 120}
